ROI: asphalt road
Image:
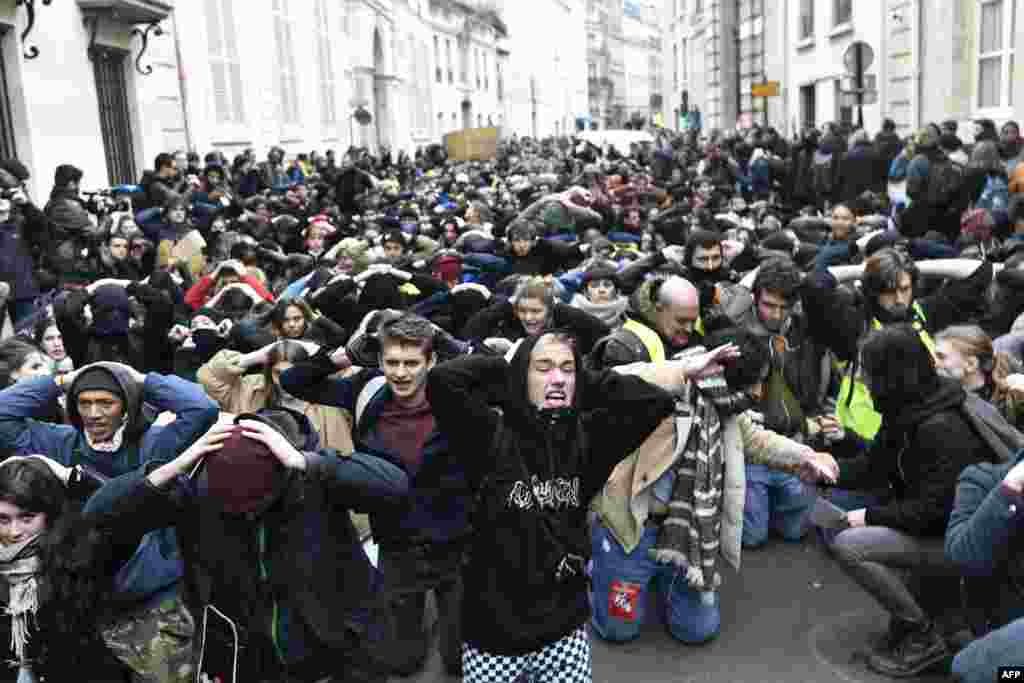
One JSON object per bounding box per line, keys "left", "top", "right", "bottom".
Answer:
{"left": 393, "top": 534, "right": 956, "bottom": 683}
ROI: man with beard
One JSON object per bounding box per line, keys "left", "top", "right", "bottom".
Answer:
{"left": 802, "top": 247, "right": 993, "bottom": 440}
{"left": 716, "top": 257, "right": 834, "bottom": 547}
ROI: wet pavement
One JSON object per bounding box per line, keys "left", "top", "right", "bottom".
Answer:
{"left": 391, "top": 533, "right": 955, "bottom": 683}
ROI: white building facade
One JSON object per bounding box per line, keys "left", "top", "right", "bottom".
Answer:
{"left": 662, "top": 0, "right": 1024, "bottom": 139}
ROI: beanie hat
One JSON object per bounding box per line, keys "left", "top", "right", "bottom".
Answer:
{"left": 91, "top": 285, "right": 132, "bottom": 337}
{"left": 71, "top": 367, "right": 125, "bottom": 406}
{"left": 432, "top": 252, "right": 463, "bottom": 285}
{"left": 198, "top": 426, "right": 284, "bottom": 515}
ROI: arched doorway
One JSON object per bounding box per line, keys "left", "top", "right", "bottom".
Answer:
{"left": 373, "top": 29, "right": 388, "bottom": 150}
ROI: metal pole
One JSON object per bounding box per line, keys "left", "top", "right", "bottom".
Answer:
{"left": 856, "top": 44, "right": 864, "bottom": 129}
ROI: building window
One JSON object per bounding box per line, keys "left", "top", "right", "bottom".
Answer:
{"left": 272, "top": 0, "right": 300, "bottom": 124}
{"left": 800, "top": 83, "right": 817, "bottom": 129}
{"left": 799, "top": 0, "right": 814, "bottom": 39}
{"left": 314, "top": 0, "right": 336, "bottom": 129}
{"left": 834, "top": 79, "right": 853, "bottom": 126}
{"left": 673, "top": 43, "right": 678, "bottom": 90}
{"left": 446, "top": 39, "right": 453, "bottom": 83}
{"left": 682, "top": 38, "right": 688, "bottom": 83}
{"left": 434, "top": 36, "right": 442, "bottom": 83}
{"left": 833, "top": 0, "right": 852, "bottom": 26}
{"left": 205, "top": 0, "right": 245, "bottom": 124}
{"left": 0, "top": 28, "right": 17, "bottom": 159}
{"left": 978, "top": 0, "right": 1015, "bottom": 109}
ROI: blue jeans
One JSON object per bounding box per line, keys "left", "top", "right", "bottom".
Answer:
{"left": 952, "top": 616, "right": 1024, "bottom": 683}
{"left": 741, "top": 464, "right": 814, "bottom": 548}
{"left": 588, "top": 520, "right": 719, "bottom": 645}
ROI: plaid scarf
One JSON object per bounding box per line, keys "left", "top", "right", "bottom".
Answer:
{"left": 648, "top": 373, "right": 732, "bottom": 590}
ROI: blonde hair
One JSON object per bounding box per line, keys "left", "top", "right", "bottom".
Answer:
{"left": 935, "top": 325, "right": 1013, "bottom": 403}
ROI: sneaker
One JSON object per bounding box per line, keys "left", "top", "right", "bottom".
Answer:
{"left": 867, "top": 621, "right": 950, "bottom": 678}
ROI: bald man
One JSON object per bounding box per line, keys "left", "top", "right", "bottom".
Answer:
{"left": 589, "top": 275, "right": 702, "bottom": 370}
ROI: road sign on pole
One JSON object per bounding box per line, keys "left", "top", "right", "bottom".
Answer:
{"left": 843, "top": 41, "right": 875, "bottom": 75}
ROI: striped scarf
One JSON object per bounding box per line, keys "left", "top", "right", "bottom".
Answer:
{"left": 648, "top": 373, "right": 729, "bottom": 590}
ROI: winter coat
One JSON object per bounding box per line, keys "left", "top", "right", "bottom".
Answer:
{"left": 838, "top": 141, "right": 884, "bottom": 202}
{"left": 280, "top": 357, "right": 470, "bottom": 548}
{"left": 874, "top": 131, "right": 904, "bottom": 178}
{"left": 461, "top": 299, "right": 610, "bottom": 354}
{"left": 197, "top": 348, "right": 356, "bottom": 455}
{"left": 0, "top": 221, "right": 38, "bottom": 302}
{"left": 945, "top": 449, "right": 1024, "bottom": 635}
{"left": 834, "top": 378, "right": 994, "bottom": 536}
{"left": 0, "top": 367, "right": 219, "bottom": 606}
{"left": 81, "top": 445, "right": 408, "bottom": 678}
{"left": 591, "top": 361, "right": 810, "bottom": 568}
{"left": 425, "top": 339, "right": 674, "bottom": 656}
{"left": 53, "top": 284, "right": 175, "bottom": 375}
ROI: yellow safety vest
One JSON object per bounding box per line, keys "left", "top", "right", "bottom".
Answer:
{"left": 621, "top": 315, "right": 704, "bottom": 363}
{"left": 835, "top": 301, "right": 934, "bottom": 440}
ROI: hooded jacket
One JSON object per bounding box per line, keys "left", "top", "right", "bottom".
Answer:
{"left": 0, "top": 368, "right": 218, "bottom": 604}
{"left": 833, "top": 377, "right": 994, "bottom": 535}
{"left": 461, "top": 299, "right": 611, "bottom": 354}
{"left": 81, "top": 442, "right": 408, "bottom": 679}
{"left": 945, "top": 448, "right": 1024, "bottom": 634}
{"left": 426, "top": 338, "right": 674, "bottom": 656}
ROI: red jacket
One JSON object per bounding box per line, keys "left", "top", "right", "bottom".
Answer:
{"left": 184, "top": 273, "right": 273, "bottom": 310}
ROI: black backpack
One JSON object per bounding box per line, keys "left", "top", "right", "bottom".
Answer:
{"left": 925, "top": 156, "right": 963, "bottom": 206}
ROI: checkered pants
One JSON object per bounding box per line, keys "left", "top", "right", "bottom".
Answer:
{"left": 462, "top": 626, "right": 592, "bottom": 683}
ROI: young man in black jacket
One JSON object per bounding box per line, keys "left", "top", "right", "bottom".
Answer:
{"left": 425, "top": 329, "right": 724, "bottom": 681}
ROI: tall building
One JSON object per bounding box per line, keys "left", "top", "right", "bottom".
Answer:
{"left": 586, "top": 0, "right": 626, "bottom": 129}
{"left": 662, "top": 0, "right": 784, "bottom": 134}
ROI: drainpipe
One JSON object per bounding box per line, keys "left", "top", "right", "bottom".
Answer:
{"left": 171, "top": 9, "right": 193, "bottom": 152}
{"left": 911, "top": 0, "right": 921, "bottom": 129}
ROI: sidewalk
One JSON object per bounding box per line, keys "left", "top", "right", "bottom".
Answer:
{"left": 396, "top": 533, "right": 955, "bottom": 683}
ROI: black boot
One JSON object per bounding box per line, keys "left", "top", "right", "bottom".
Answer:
{"left": 868, "top": 620, "right": 950, "bottom": 678}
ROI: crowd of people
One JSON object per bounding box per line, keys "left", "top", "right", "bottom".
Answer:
{"left": 0, "top": 118, "right": 1021, "bottom": 683}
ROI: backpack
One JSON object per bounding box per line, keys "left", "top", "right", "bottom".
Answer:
{"left": 811, "top": 154, "right": 834, "bottom": 196}
{"left": 925, "top": 157, "right": 963, "bottom": 206}
{"left": 976, "top": 173, "right": 1009, "bottom": 212}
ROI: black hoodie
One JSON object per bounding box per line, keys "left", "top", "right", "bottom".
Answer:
{"left": 426, "top": 334, "right": 674, "bottom": 656}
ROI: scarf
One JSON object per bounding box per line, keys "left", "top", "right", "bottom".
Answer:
{"left": 84, "top": 424, "right": 125, "bottom": 453}
{"left": 0, "top": 534, "right": 42, "bottom": 671}
{"left": 649, "top": 373, "right": 730, "bottom": 590}
{"left": 569, "top": 294, "right": 628, "bottom": 328}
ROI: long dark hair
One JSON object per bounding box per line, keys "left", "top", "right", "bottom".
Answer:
{"left": 860, "top": 324, "right": 939, "bottom": 411}
{"left": 0, "top": 459, "right": 115, "bottom": 648}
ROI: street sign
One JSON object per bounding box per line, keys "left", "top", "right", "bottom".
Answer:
{"left": 751, "top": 81, "right": 780, "bottom": 98}
{"left": 843, "top": 41, "right": 875, "bottom": 75}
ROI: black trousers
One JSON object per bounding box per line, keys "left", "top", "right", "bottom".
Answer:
{"left": 369, "top": 538, "right": 465, "bottom": 677}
